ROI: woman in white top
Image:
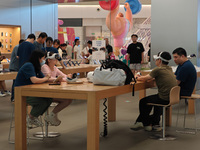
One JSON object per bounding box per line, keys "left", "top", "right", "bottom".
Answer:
{"left": 41, "top": 52, "right": 72, "bottom": 126}
{"left": 73, "top": 39, "right": 81, "bottom": 59}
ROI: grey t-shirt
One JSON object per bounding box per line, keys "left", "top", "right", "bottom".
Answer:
{"left": 9, "top": 45, "right": 19, "bottom": 71}
{"left": 33, "top": 41, "right": 43, "bottom": 50}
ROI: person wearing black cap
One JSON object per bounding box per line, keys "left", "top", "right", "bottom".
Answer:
{"left": 130, "top": 51, "right": 177, "bottom": 131}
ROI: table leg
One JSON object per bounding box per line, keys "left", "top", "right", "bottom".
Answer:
{"left": 87, "top": 92, "right": 99, "bottom": 150}
{"left": 15, "top": 87, "right": 27, "bottom": 150}
{"left": 139, "top": 89, "right": 146, "bottom": 100}
{"left": 108, "top": 97, "right": 116, "bottom": 122}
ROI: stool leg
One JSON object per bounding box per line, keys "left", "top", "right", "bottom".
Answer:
{"left": 162, "top": 107, "right": 166, "bottom": 139}
{"left": 183, "top": 98, "right": 187, "bottom": 129}
{"left": 194, "top": 100, "right": 197, "bottom": 134}
{"left": 176, "top": 101, "right": 181, "bottom": 131}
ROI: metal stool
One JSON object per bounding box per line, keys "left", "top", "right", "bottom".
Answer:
{"left": 33, "top": 108, "right": 61, "bottom": 138}
{"left": 176, "top": 94, "right": 200, "bottom": 134}
{"left": 8, "top": 103, "right": 44, "bottom": 144}
{"left": 148, "top": 86, "right": 180, "bottom": 140}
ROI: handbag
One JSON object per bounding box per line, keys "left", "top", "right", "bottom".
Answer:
{"left": 93, "top": 67, "right": 126, "bottom": 86}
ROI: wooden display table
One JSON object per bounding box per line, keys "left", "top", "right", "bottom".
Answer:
{"left": 15, "top": 79, "right": 154, "bottom": 150}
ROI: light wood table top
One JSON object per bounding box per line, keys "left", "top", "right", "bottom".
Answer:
{"left": 0, "top": 72, "right": 17, "bottom": 80}
{"left": 15, "top": 79, "right": 154, "bottom": 150}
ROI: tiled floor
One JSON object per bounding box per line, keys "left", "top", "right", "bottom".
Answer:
{"left": 1, "top": 80, "right": 200, "bottom": 150}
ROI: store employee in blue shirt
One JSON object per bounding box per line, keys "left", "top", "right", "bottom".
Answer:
{"left": 172, "top": 47, "right": 197, "bottom": 96}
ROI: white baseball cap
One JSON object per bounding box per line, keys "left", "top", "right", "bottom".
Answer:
{"left": 153, "top": 52, "right": 170, "bottom": 62}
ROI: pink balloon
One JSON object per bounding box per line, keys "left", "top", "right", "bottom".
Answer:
{"left": 58, "top": 19, "right": 64, "bottom": 25}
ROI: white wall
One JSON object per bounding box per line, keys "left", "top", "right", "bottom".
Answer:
{"left": 151, "top": 0, "right": 199, "bottom": 67}
{"left": 58, "top": 5, "right": 151, "bottom": 19}
{"left": 0, "top": 1, "right": 58, "bottom": 40}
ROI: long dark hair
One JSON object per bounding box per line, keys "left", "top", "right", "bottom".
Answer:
{"left": 29, "top": 50, "right": 45, "bottom": 74}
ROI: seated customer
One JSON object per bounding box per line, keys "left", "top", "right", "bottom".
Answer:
{"left": 41, "top": 52, "right": 72, "bottom": 125}
{"left": 130, "top": 52, "right": 177, "bottom": 131}
{"left": 14, "top": 50, "right": 70, "bottom": 127}
{"left": 41, "top": 52, "right": 72, "bottom": 82}
{"left": 172, "top": 47, "right": 197, "bottom": 96}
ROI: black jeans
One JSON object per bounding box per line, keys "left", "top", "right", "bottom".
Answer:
{"left": 135, "top": 94, "right": 169, "bottom": 126}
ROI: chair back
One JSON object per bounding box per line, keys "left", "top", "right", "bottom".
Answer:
{"left": 169, "top": 86, "right": 180, "bottom": 105}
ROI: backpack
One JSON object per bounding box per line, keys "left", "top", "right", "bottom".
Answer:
{"left": 100, "top": 60, "right": 136, "bottom": 85}
{"left": 100, "top": 60, "right": 136, "bottom": 96}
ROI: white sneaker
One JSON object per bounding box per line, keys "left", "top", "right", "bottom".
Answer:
{"left": 0, "top": 91, "right": 6, "bottom": 97}
{"left": 130, "top": 122, "right": 144, "bottom": 131}
{"left": 4, "top": 90, "right": 11, "bottom": 96}
{"left": 144, "top": 126, "right": 152, "bottom": 131}
{"left": 27, "top": 116, "right": 43, "bottom": 128}
{"left": 44, "top": 112, "right": 61, "bottom": 126}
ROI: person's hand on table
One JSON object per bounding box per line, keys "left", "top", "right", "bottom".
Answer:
{"left": 45, "top": 74, "right": 51, "bottom": 81}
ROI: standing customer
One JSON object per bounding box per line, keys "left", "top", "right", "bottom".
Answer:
{"left": 130, "top": 52, "right": 177, "bottom": 131}
{"left": 33, "top": 32, "right": 47, "bottom": 50}
{"left": 66, "top": 41, "right": 73, "bottom": 59}
{"left": 105, "top": 38, "right": 113, "bottom": 60}
{"left": 17, "top": 34, "right": 36, "bottom": 68}
{"left": 53, "top": 39, "right": 60, "bottom": 50}
{"left": 73, "top": 39, "right": 81, "bottom": 59}
{"left": 127, "top": 34, "right": 145, "bottom": 75}
{"left": 172, "top": 47, "right": 197, "bottom": 96}
{"left": 9, "top": 39, "right": 25, "bottom": 102}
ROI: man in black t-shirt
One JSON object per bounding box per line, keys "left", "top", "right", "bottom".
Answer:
{"left": 105, "top": 38, "right": 113, "bottom": 60}
{"left": 127, "top": 34, "right": 144, "bottom": 75}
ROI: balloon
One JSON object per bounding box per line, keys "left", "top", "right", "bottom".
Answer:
{"left": 58, "top": 19, "right": 64, "bottom": 25}
{"left": 124, "top": 0, "right": 142, "bottom": 15}
{"left": 121, "top": 48, "right": 127, "bottom": 55}
{"left": 99, "top": 0, "right": 119, "bottom": 11}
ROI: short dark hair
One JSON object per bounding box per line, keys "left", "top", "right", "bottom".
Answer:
{"left": 29, "top": 50, "right": 45, "bottom": 74}
{"left": 131, "top": 34, "right": 138, "bottom": 38}
{"left": 19, "top": 39, "right": 25, "bottom": 44}
{"left": 38, "top": 32, "right": 48, "bottom": 39}
{"left": 27, "top": 34, "right": 36, "bottom": 40}
{"left": 158, "top": 51, "right": 171, "bottom": 65}
{"left": 53, "top": 39, "right": 60, "bottom": 45}
{"left": 46, "top": 37, "right": 53, "bottom": 43}
{"left": 172, "top": 47, "right": 187, "bottom": 57}
{"left": 75, "top": 39, "right": 79, "bottom": 44}
{"left": 87, "top": 40, "right": 92, "bottom": 45}
{"left": 60, "top": 43, "right": 67, "bottom": 47}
